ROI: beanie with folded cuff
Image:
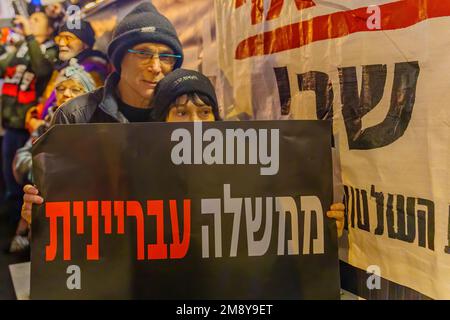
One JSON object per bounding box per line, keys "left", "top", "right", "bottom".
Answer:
{"left": 58, "top": 18, "right": 96, "bottom": 48}
{"left": 107, "top": 2, "right": 184, "bottom": 73}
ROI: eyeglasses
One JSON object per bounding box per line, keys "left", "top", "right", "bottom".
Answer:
{"left": 55, "top": 34, "right": 78, "bottom": 45}
{"left": 55, "top": 85, "right": 85, "bottom": 95}
{"left": 127, "top": 49, "right": 181, "bottom": 67}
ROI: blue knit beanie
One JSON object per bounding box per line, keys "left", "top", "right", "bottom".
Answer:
{"left": 107, "top": 2, "right": 184, "bottom": 73}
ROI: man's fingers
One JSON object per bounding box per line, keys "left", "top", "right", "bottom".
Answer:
{"left": 328, "top": 203, "right": 345, "bottom": 222}
{"left": 328, "top": 210, "right": 345, "bottom": 239}
{"left": 24, "top": 184, "right": 39, "bottom": 195}
{"left": 23, "top": 185, "right": 44, "bottom": 204}
{"left": 23, "top": 194, "right": 44, "bottom": 205}
{"left": 21, "top": 185, "right": 42, "bottom": 225}
{"left": 327, "top": 210, "right": 344, "bottom": 220}
{"left": 331, "top": 203, "right": 345, "bottom": 211}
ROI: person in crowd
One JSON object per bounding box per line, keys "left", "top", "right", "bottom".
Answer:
{"left": 150, "top": 68, "right": 346, "bottom": 237}
{"left": 20, "top": 1, "right": 184, "bottom": 226}
{"left": 26, "top": 18, "right": 109, "bottom": 129}
{"left": 15, "top": 60, "right": 96, "bottom": 186}
{"left": 44, "top": 1, "right": 67, "bottom": 32}
{"left": 0, "top": 10, "right": 57, "bottom": 225}
{"left": 9, "top": 60, "right": 96, "bottom": 253}
{"left": 150, "top": 68, "right": 221, "bottom": 123}
{"left": 55, "top": 19, "right": 108, "bottom": 86}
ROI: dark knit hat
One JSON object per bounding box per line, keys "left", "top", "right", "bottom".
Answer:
{"left": 59, "top": 19, "right": 96, "bottom": 48}
{"left": 151, "top": 69, "right": 220, "bottom": 121}
{"left": 107, "top": 2, "right": 183, "bottom": 73}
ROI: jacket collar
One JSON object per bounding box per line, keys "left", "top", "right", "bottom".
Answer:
{"left": 98, "top": 72, "right": 129, "bottom": 123}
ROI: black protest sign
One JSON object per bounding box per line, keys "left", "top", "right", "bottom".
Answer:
{"left": 31, "top": 120, "right": 339, "bottom": 299}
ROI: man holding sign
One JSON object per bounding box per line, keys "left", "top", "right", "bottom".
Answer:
{"left": 20, "top": 3, "right": 344, "bottom": 299}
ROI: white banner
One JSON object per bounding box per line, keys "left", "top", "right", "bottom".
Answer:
{"left": 153, "top": 0, "right": 216, "bottom": 73}
{"left": 215, "top": 0, "right": 450, "bottom": 299}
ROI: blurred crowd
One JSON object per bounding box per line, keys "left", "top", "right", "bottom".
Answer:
{"left": 0, "top": 1, "right": 110, "bottom": 253}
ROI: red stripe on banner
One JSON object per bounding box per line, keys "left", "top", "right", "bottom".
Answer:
{"left": 294, "top": 0, "right": 316, "bottom": 11}
{"left": 234, "top": 0, "right": 264, "bottom": 24}
{"left": 267, "top": 0, "right": 316, "bottom": 21}
{"left": 235, "top": 0, "right": 450, "bottom": 59}
{"left": 236, "top": 0, "right": 316, "bottom": 24}
{"left": 235, "top": 0, "right": 246, "bottom": 8}
{"left": 252, "top": 0, "right": 264, "bottom": 25}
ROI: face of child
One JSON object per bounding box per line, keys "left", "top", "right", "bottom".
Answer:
{"left": 165, "top": 94, "right": 215, "bottom": 122}
{"left": 55, "top": 79, "right": 87, "bottom": 106}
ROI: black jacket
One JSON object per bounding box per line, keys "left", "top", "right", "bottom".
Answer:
{"left": 52, "top": 72, "right": 137, "bottom": 125}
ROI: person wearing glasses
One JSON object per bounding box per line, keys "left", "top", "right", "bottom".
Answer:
{"left": 54, "top": 19, "right": 108, "bottom": 89}
{"left": 21, "top": 2, "right": 184, "bottom": 223}
{"left": 16, "top": 59, "right": 96, "bottom": 187}
{"left": 48, "top": 2, "right": 183, "bottom": 125}
{"left": 25, "top": 18, "right": 109, "bottom": 131}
